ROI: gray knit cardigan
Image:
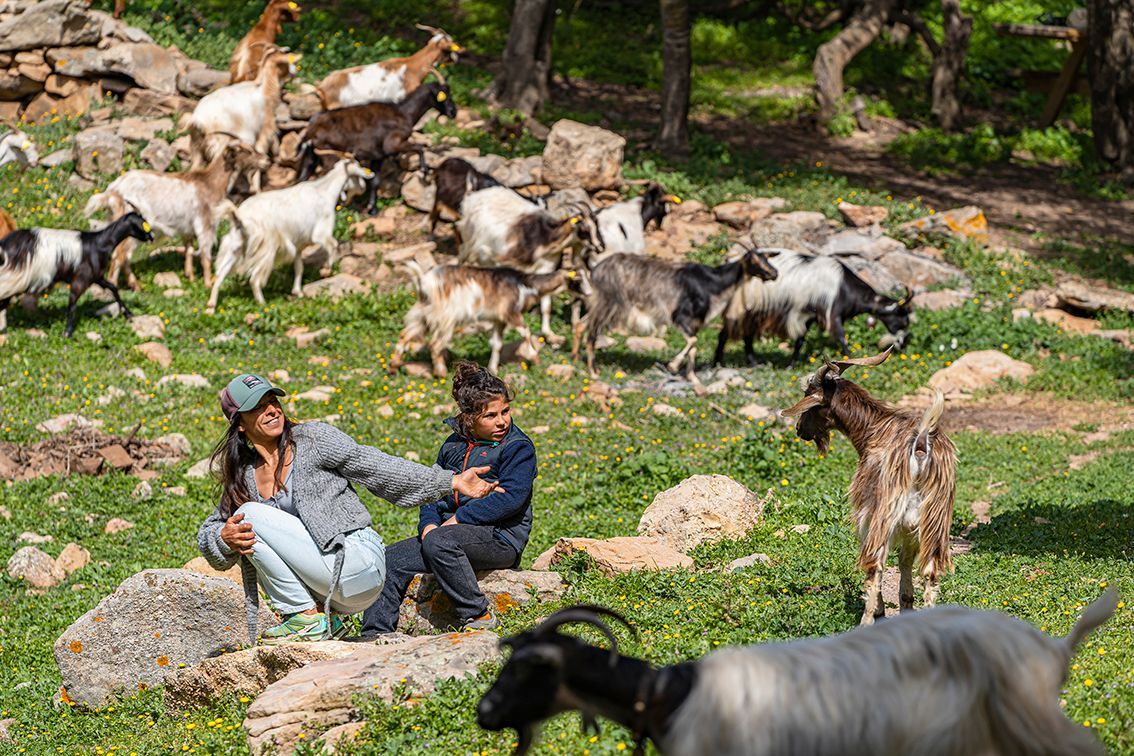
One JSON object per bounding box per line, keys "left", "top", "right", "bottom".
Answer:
{"left": 196, "top": 421, "right": 455, "bottom": 643}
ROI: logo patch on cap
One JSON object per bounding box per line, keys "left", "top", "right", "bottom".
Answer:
{"left": 242, "top": 375, "right": 264, "bottom": 389}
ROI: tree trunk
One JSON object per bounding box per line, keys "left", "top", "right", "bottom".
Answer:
{"left": 488, "top": 0, "right": 557, "bottom": 115}
{"left": 930, "top": 0, "right": 972, "bottom": 131}
{"left": 812, "top": 0, "right": 898, "bottom": 124}
{"left": 1088, "top": 0, "right": 1134, "bottom": 170}
{"left": 658, "top": 0, "right": 692, "bottom": 156}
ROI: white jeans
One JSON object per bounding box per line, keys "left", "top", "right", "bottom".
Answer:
{"left": 237, "top": 501, "right": 386, "bottom": 616}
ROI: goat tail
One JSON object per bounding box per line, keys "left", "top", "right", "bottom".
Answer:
{"left": 1064, "top": 589, "right": 1118, "bottom": 652}
{"left": 83, "top": 191, "right": 111, "bottom": 218}
{"left": 917, "top": 389, "right": 946, "bottom": 436}
{"left": 402, "top": 259, "right": 430, "bottom": 294}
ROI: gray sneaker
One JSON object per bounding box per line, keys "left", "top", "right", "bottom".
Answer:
{"left": 460, "top": 608, "right": 500, "bottom": 632}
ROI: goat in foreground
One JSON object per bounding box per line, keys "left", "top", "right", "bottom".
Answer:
{"left": 572, "top": 250, "right": 779, "bottom": 394}
{"left": 0, "top": 212, "right": 153, "bottom": 336}
{"left": 782, "top": 348, "right": 955, "bottom": 624}
{"left": 478, "top": 598, "right": 1115, "bottom": 756}
{"left": 228, "top": 0, "right": 302, "bottom": 84}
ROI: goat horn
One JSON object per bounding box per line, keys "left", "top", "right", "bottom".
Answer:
{"left": 428, "top": 65, "right": 447, "bottom": 86}
{"left": 829, "top": 346, "right": 894, "bottom": 374}
{"left": 314, "top": 147, "right": 354, "bottom": 159}
{"left": 781, "top": 393, "right": 824, "bottom": 418}
{"left": 415, "top": 23, "right": 446, "bottom": 36}
{"left": 535, "top": 605, "right": 635, "bottom": 666}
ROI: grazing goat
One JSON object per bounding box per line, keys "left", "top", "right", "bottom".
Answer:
{"left": 85, "top": 143, "right": 269, "bottom": 290}
{"left": 0, "top": 128, "right": 39, "bottom": 170}
{"left": 316, "top": 25, "right": 461, "bottom": 109}
{"left": 782, "top": 348, "right": 954, "bottom": 625}
{"left": 205, "top": 159, "right": 370, "bottom": 313}
{"left": 714, "top": 249, "right": 912, "bottom": 368}
{"left": 593, "top": 183, "right": 679, "bottom": 256}
{"left": 296, "top": 82, "right": 457, "bottom": 215}
{"left": 572, "top": 250, "right": 779, "bottom": 394}
{"left": 391, "top": 263, "right": 586, "bottom": 377}
{"left": 188, "top": 49, "right": 298, "bottom": 192}
{"left": 457, "top": 186, "right": 602, "bottom": 344}
{"left": 478, "top": 598, "right": 1115, "bottom": 756}
{"left": 229, "top": 0, "right": 302, "bottom": 84}
{"left": 428, "top": 157, "right": 500, "bottom": 241}
{"left": 0, "top": 213, "right": 153, "bottom": 337}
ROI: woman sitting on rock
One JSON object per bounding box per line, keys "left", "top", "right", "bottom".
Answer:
{"left": 196, "top": 373, "right": 500, "bottom": 645}
{"left": 356, "top": 361, "right": 537, "bottom": 638}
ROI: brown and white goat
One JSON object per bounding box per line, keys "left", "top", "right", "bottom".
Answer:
{"left": 782, "top": 348, "right": 956, "bottom": 625}
{"left": 229, "top": 0, "right": 302, "bottom": 84}
{"left": 316, "top": 25, "right": 461, "bottom": 109}
{"left": 429, "top": 157, "right": 500, "bottom": 241}
{"left": 391, "top": 262, "right": 584, "bottom": 377}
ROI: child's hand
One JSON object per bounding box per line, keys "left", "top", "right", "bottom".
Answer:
{"left": 452, "top": 465, "right": 505, "bottom": 498}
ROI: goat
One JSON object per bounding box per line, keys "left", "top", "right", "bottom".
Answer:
{"left": 188, "top": 49, "right": 298, "bottom": 192}
{"left": 205, "top": 159, "right": 370, "bottom": 313}
{"left": 316, "top": 24, "right": 461, "bottom": 109}
{"left": 457, "top": 185, "right": 602, "bottom": 344}
{"left": 478, "top": 597, "right": 1115, "bottom": 756}
{"left": 428, "top": 157, "right": 500, "bottom": 241}
{"left": 0, "top": 128, "right": 39, "bottom": 170}
{"left": 571, "top": 250, "right": 779, "bottom": 394}
{"left": 0, "top": 209, "right": 16, "bottom": 238}
{"left": 714, "top": 249, "right": 912, "bottom": 368}
{"left": 0, "top": 213, "right": 153, "bottom": 337}
{"left": 782, "top": 348, "right": 954, "bottom": 625}
{"left": 84, "top": 143, "right": 269, "bottom": 290}
{"left": 229, "top": 0, "right": 302, "bottom": 84}
{"left": 390, "top": 263, "right": 586, "bottom": 377}
{"left": 296, "top": 81, "right": 456, "bottom": 215}
{"left": 593, "top": 183, "right": 679, "bottom": 257}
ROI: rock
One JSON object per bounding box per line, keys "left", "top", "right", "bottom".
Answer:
{"left": 294, "top": 387, "right": 333, "bottom": 402}
{"left": 738, "top": 403, "right": 774, "bottom": 422}
{"left": 18, "top": 531, "right": 53, "bottom": 543}
{"left": 36, "top": 413, "right": 99, "bottom": 434}
{"left": 896, "top": 206, "right": 989, "bottom": 246}
{"left": 1094, "top": 329, "right": 1134, "bottom": 350}
{"left": 185, "top": 457, "right": 216, "bottom": 479}
{"left": 155, "top": 373, "right": 209, "bottom": 390}
{"left": 0, "top": 70, "right": 40, "bottom": 99}
{"left": 531, "top": 536, "right": 694, "bottom": 576}
{"left": 1033, "top": 308, "right": 1099, "bottom": 333}
{"left": 243, "top": 632, "right": 500, "bottom": 754}
{"left": 165, "top": 485, "right": 188, "bottom": 497}
{"left": 51, "top": 43, "right": 179, "bottom": 94}
{"left": 56, "top": 542, "right": 90, "bottom": 576}
{"left": 545, "top": 363, "right": 575, "bottom": 380}
{"left": 176, "top": 66, "right": 228, "bottom": 97}
{"left": 401, "top": 173, "right": 434, "bottom": 212}
{"left": 7, "top": 546, "right": 65, "bottom": 588}
{"left": 54, "top": 569, "right": 277, "bottom": 708}
{"left": 121, "top": 87, "right": 196, "bottom": 116}
{"left": 912, "top": 289, "right": 970, "bottom": 311}
{"left": 838, "top": 201, "right": 888, "bottom": 227}
{"left": 97, "top": 443, "right": 133, "bottom": 470}
{"left": 790, "top": 524, "right": 811, "bottom": 534}
{"left": 397, "top": 569, "right": 566, "bottom": 634}
{"left": 129, "top": 314, "right": 165, "bottom": 339}
{"left": 382, "top": 241, "right": 436, "bottom": 268}
{"left": 115, "top": 116, "right": 173, "bottom": 141}
{"left": 284, "top": 90, "right": 322, "bottom": 120}
{"left": 0, "top": 100, "right": 19, "bottom": 120}
{"left": 135, "top": 341, "right": 172, "bottom": 368}
{"left": 74, "top": 126, "right": 123, "bottom": 179}
{"left": 301, "top": 274, "right": 370, "bottom": 301}
{"left": 319, "top": 722, "right": 366, "bottom": 751}
{"left": 40, "top": 148, "right": 74, "bottom": 168}
{"left": 1054, "top": 281, "right": 1134, "bottom": 315}
{"left": 819, "top": 229, "right": 907, "bottom": 260}
{"left": 132, "top": 481, "right": 152, "bottom": 500}
{"left": 0, "top": 0, "right": 103, "bottom": 51}
{"left": 17, "top": 61, "right": 50, "bottom": 81}
{"left": 69, "top": 174, "right": 96, "bottom": 192}
{"left": 287, "top": 327, "right": 331, "bottom": 349}
{"left": 651, "top": 403, "right": 684, "bottom": 418}
{"left": 712, "top": 198, "right": 785, "bottom": 228}
{"left": 745, "top": 211, "right": 830, "bottom": 250}
{"left": 350, "top": 216, "right": 396, "bottom": 238}
{"left": 181, "top": 556, "right": 241, "bottom": 587}
{"left": 729, "top": 553, "right": 771, "bottom": 571}
{"left": 171, "top": 133, "right": 191, "bottom": 157}
{"left": 638, "top": 474, "right": 763, "bottom": 553}
{"left": 495, "top": 154, "right": 543, "bottom": 187}
{"left": 928, "top": 350, "right": 1035, "bottom": 397}
{"left": 156, "top": 432, "right": 191, "bottom": 457}
{"left": 625, "top": 336, "right": 668, "bottom": 353}
{"left": 873, "top": 250, "right": 968, "bottom": 290}
{"left": 542, "top": 119, "right": 625, "bottom": 191}
{"left": 152, "top": 272, "right": 181, "bottom": 289}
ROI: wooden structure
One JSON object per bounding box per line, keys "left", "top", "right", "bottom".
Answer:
{"left": 994, "top": 23, "right": 1086, "bottom": 127}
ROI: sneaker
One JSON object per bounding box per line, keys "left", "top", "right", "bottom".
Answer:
{"left": 260, "top": 612, "right": 328, "bottom": 645}
{"left": 329, "top": 615, "right": 348, "bottom": 639}
{"left": 460, "top": 608, "right": 499, "bottom": 632}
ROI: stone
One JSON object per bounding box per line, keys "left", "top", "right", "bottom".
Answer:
{"left": 284, "top": 90, "right": 322, "bottom": 120}
{"left": 738, "top": 403, "right": 774, "bottom": 422}
{"left": 838, "top": 201, "right": 888, "bottom": 227}
{"left": 288, "top": 327, "right": 331, "bottom": 349}
{"left": 54, "top": 569, "right": 277, "bottom": 708}
{"left": 638, "top": 474, "right": 763, "bottom": 553}
{"left": 18, "top": 531, "right": 53, "bottom": 543}
{"left": 495, "top": 154, "right": 543, "bottom": 187}
{"left": 177, "top": 66, "right": 228, "bottom": 97}
{"left": 14, "top": 51, "right": 45, "bottom": 66}
{"left": 712, "top": 198, "right": 785, "bottom": 228}
{"left": 382, "top": 241, "right": 436, "bottom": 267}
{"left": 545, "top": 363, "right": 575, "bottom": 380}
{"left": 97, "top": 444, "right": 133, "bottom": 470}
{"left": 44, "top": 72, "right": 85, "bottom": 97}
{"left": 351, "top": 216, "right": 396, "bottom": 238}
{"left": 152, "top": 272, "right": 181, "bottom": 289}
{"left": 36, "top": 413, "right": 99, "bottom": 434}
{"left": 294, "top": 387, "right": 333, "bottom": 402}
{"left": 397, "top": 569, "right": 566, "bottom": 634}
{"left": 928, "top": 350, "right": 1035, "bottom": 397}
{"left": 1033, "top": 308, "right": 1099, "bottom": 334}
{"left": 819, "top": 229, "right": 907, "bottom": 260}
{"left": 17, "top": 61, "right": 50, "bottom": 81}
{"left": 401, "top": 172, "right": 434, "bottom": 212}
{"left": 531, "top": 536, "right": 694, "bottom": 576}
{"left": 873, "top": 250, "right": 968, "bottom": 290}
{"left": 165, "top": 485, "right": 188, "bottom": 497}
{"left": 132, "top": 481, "right": 152, "bottom": 500}
{"left": 51, "top": 42, "right": 179, "bottom": 94}
{"left": 1054, "top": 281, "right": 1134, "bottom": 315}
{"left": 74, "top": 126, "right": 123, "bottom": 179}
{"left": 69, "top": 174, "right": 95, "bottom": 192}
{"left": 319, "top": 721, "right": 366, "bottom": 751}
{"left": 912, "top": 289, "right": 969, "bottom": 311}
{"left": 0, "top": 100, "right": 19, "bottom": 120}
{"left": 116, "top": 116, "right": 173, "bottom": 141}
{"left": 243, "top": 632, "right": 500, "bottom": 753}
{"left": 7, "top": 546, "right": 65, "bottom": 588}
{"left": 745, "top": 211, "right": 830, "bottom": 250}
{"left": 40, "top": 148, "right": 73, "bottom": 168}
{"left": 21, "top": 91, "right": 61, "bottom": 123}
{"left": 156, "top": 432, "right": 191, "bottom": 457}
{"left": 0, "top": 0, "right": 103, "bottom": 51}
{"left": 791, "top": 524, "right": 811, "bottom": 534}
{"left": 129, "top": 314, "right": 164, "bottom": 339}
{"left": 625, "top": 336, "right": 668, "bottom": 353}
{"left": 542, "top": 119, "right": 625, "bottom": 191}
{"left": 156, "top": 373, "right": 209, "bottom": 389}
{"left": 896, "top": 206, "right": 989, "bottom": 246}
{"left": 185, "top": 457, "right": 216, "bottom": 479}
{"left": 181, "top": 556, "right": 242, "bottom": 587}
{"left": 135, "top": 341, "right": 172, "bottom": 367}
{"left": 651, "top": 403, "right": 683, "bottom": 418}
{"left": 121, "top": 87, "right": 195, "bottom": 116}
{"left": 729, "top": 553, "right": 771, "bottom": 571}
{"left": 0, "top": 70, "right": 40, "bottom": 100}
{"left": 56, "top": 542, "right": 90, "bottom": 576}
{"left": 301, "top": 273, "right": 370, "bottom": 301}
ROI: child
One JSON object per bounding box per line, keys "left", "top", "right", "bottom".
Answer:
{"left": 357, "top": 362, "right": 537, "bottom": 636}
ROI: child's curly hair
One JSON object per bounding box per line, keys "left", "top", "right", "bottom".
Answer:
{"left": 452, "top": 361, "right": 514, "bottom": 438}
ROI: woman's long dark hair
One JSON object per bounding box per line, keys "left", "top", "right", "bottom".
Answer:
{"left": 211, "top": 411, "right": 296, "bottom": 518}
{"left": 452, "top": 361, "right": 513, "bottom": 439}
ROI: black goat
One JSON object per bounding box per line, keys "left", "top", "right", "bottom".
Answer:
{"left": 296, "top": 82, "right": 458, "bottom": 215}
{"left": 0, "top": 212, "right": 153, "bottom": 337}
{"left": 429, "top": 157, "right": 500, "bottom": 241}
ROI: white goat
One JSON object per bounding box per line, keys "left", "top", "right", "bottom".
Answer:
{"left": 0, "top": 129, "right": 39, "bottom": 170}
{"left": 205, "top": 159, "right": 370, "bottom": 313}
{"left": 593, "top": 183, "right": 677, "bottom": 256}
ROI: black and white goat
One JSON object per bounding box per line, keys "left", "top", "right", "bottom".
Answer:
{"left": 572, "top": 250, "right": 779, "bottom": 394}
{"left": 0, "top": 212, "right": 153, "bottom": 336}
{"left": 714, "top": 249, "right": 912, "bottom": 368}
{"left": 782, "top": 348, "right": 955, "bottom": 624}
{"left": 593, "top": 183, "right": 678, "bottom": 257}
{"left": 428, "top": 157, "right": 500, "bottom": 241}
{"left": 479, "top": 599, "right": 1115, "bottom": 756}
{"left": 0, "top": 128, "right": 39, "bottom": 170}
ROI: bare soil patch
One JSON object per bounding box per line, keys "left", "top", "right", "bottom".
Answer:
{"left": 0, "top": 428, "right": 185, "bottom": 482}
{"left": 940, "top": 394, "right": 1134, "bottom": 435}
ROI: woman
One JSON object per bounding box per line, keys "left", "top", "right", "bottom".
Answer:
{"left": 196, "top": 372, "right": 500, "bottom": 645}
{"left": 357, "top": 361, "right": 537, "bottom": 637}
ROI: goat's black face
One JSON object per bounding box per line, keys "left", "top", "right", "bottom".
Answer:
{"left": 433, "top": 85, "right": 458, "bottom": 118}
{"left": 742, "top": 250, "right": 779, "bottom": 281}
{"left": 783, "top": 374, "right": 835, "bottom": 455}
{"left": 477, "top": 640, "right": 564, "bottom": 735}
{"left": 639, "top": 185, "right": 669, "bottom": 230}
{"left": 124, "top": 212, "right": 155, "bottom": 242}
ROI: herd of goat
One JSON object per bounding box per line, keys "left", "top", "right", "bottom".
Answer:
{"left": 0, "top": 4, "right": 1119, "bottom": 753}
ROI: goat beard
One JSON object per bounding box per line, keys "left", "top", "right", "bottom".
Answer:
{"left": 796, "top": 411, "right": 832, "bottom": 455}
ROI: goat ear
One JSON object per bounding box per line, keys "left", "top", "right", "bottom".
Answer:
{"left": 781, "top": 393, "right": 823, "bottom": 418}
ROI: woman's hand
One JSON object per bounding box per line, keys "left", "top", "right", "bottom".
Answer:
{"left": 451, "top": 465, "right": 504, "bottom": 499}
{"left": 421, "top": 524, "right": 438, "bottom": 540}
{"left": 220, "top": 512, "right": 256, "bottom": 555}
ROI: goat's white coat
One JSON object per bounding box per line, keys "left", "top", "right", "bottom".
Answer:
{"left": 190, "top": 80, "right": 270, "bottom": 149}
{"left": 595, "top": 197, "right": 646, "bottom": 255}
{"left": 0, "top": 229, "right": 82, "bottom": 331}
{"left": 725, "top": 249, "right": 843, "bottom": 340}
{"left": 0, "top": 130, "right": 38, "bottom": 169}
{"left": 456, "top": 187, "right": 552, "bottom": 268}
{"left": 335, "top": 63, "right": 408, "bottom": 107}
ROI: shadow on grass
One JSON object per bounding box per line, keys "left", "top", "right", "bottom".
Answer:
{"left": 967, "top": 499, "right": 1133, "bottom": 561}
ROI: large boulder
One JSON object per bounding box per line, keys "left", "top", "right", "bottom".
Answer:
{"left": 49, "top": 42, "right": 180, "bottom": 94}
{"left": 74, "top": 126, "right": 123, "bottom": 179}
{"left": 531, "top": 536, "right": 694, "bottom": 576}
{"left": 7, "top": 545, "right": 65, "bottom": 588}
{"left": 542, "top": 119, "right": 625, "bottom": 190}
{"left": 54, "top": 569, "right": 276, "bottom": 708}
{"left": 638, "top": 475, "right": 764, "bottom": 553}
{"left": 928, "top": 350, "right": 1034, "bottom": 398}
{"left": 177, "top": 66, "right": 228, "bottom": 98}
{"left": 0, "top": 0, "right": 103, "bottom": 51}
{"left": 744, "top": 211, "right": 831, "bottom": 251}
{"left": 397, "top": 569, "right": 566, "bottom": 634}
{"left": 872, "top": 249, "right": 968, "bottom": 290}
{"left": 243, "top": 632, "right": 500, "bottom": 754}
